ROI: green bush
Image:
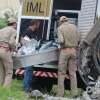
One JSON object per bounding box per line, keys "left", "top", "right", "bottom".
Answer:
{"left": 0, "top": 18, "right": 7, "bottom": 29}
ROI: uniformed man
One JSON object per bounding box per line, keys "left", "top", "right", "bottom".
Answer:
{"left": 0, "top": 17, "right": 17, "bottom": 87}
{"left": 57, "top": 16, "right": 80, "bottom": 97}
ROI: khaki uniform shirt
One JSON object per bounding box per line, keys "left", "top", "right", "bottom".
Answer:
{"left": 57, "top": 22, "right": 80, "bottom": 48}
{"left": 0, "top": 26, "right": 16, "bottom": 50}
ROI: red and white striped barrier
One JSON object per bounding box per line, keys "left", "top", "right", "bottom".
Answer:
{"left": 33, "top": 71, "right": 58, "bottom": 78}
{"left": 15, "top": 69, "right": 69, "bottom": 79}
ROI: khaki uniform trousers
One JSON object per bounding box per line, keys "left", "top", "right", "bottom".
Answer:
{"left": 0, "top": 43, "right": 13, "bottom": 88}
{"left": 57, "top": 48, "right": 78, "bottom": 97}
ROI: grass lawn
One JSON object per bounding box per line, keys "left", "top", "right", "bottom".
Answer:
{"left": 0, "top": 79, "right": 45, "bottom": 100}
{"left": 0, "top": 79, "right": 83, "bottom": 100}
{"left": 0, "top": 79, "right": 27, "bottom": 100}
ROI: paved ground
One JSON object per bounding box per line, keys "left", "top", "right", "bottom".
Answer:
{"left": 44, "top": 96, "right": 80, "bottom": 100}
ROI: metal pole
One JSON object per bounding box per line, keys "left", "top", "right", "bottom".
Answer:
{"left": 16, "top": 0, "right": 23, "bottom": 44}
{"left": 46, "top": 0, "right": 53, "bottom": 40}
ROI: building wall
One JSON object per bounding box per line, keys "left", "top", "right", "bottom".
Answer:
{"left": 78, "top": 0, "right": 98, "bottom": 39}
{"left": 0, "top": 0, "right": 20, "bottom": 11}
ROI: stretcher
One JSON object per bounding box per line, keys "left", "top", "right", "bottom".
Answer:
{"left": 13, "top": 48, "right": 58, "bottom": 69}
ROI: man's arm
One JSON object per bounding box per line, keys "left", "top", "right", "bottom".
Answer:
{"left": 74, "top": 25, "right": 81, "bottom": 45}
{"left": 57, "top": 28, "right": 64, "bottom": 44}
{"left": 9, "top": 29, "right": 16, "bottom": 51}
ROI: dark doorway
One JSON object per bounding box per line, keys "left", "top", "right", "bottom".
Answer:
{"left": 54, "top": 0, "right": 82, "bottom": 10}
